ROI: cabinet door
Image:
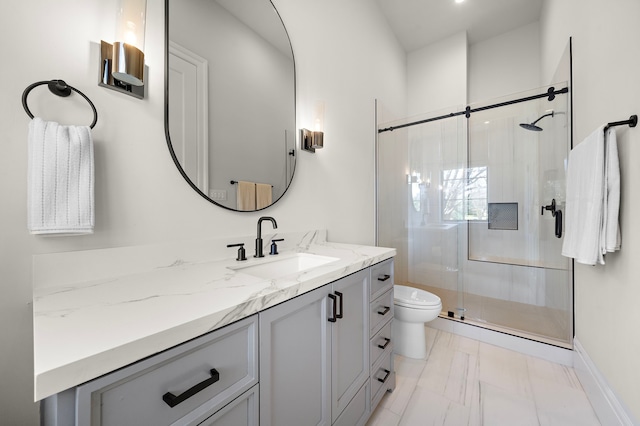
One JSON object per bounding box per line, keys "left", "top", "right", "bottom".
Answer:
{"left": 259, "top": 286, "right": 331, "bottom": 426}
{"left": 331, "top": 269, "right": 370, "bottom": 423}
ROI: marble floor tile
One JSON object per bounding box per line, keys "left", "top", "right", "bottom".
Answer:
{"left": 480, "top": 381, "right": 540, "bottom": 425}
{"left": 367, "top": 327, "right": 601, "bottom": 426}
{"left": 383, "top": 356, "right": 426, "bottom": 416}
{"left": 477, "top": 341, "right": 534, "bottom": 400}
{"left": 400, "top": 387, "right": 471, "bottom": 426}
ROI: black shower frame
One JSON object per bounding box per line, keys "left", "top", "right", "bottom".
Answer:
{"left": 378, "top": 85, "right": 568, "bottom": 134}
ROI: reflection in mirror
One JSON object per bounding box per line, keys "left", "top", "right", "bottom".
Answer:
{"left": 165, "top": 0, "right": 296, "bottom": 211}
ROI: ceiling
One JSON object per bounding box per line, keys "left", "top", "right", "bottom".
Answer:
{"left": 375, "top": 0, "right": 543, "bottom": 52}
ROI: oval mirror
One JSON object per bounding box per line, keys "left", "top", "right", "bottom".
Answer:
{"left": 165, "top": 0, "right": 296, "bottom": 211}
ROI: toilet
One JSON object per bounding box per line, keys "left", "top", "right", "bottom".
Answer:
{"left": 393, "top": 285, "right": 442, "bottom": 359}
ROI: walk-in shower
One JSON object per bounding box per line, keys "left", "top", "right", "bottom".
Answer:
{"left": 376, "top": 83, "right": 573, "bottom": 348}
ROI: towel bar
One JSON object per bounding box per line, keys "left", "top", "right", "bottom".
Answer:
{"left": 604, "top": 115, "right": 637, "bottom": 132}
{"left": 22, "top": 79, "right": 98, "bottom": 129}
{"left": 230, "top": 180, "right": 273, "bottom": 188}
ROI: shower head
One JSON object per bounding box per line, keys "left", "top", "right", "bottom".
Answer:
{"left": 520, "top": 111, "right": 554, "bottom": 131}
{"left": 519, "top": 122, "right": 543, "bottom": 131}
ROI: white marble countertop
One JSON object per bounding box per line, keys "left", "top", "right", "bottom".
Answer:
{"left": 33, "top": 230, "right": 395, "bottom": 401}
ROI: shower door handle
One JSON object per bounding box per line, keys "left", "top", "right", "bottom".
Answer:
{"left": 555, "top": 210, "right": 562, "bottom": 238}
{"left": 541, "top": 199, "right": 562, "bottom": 238}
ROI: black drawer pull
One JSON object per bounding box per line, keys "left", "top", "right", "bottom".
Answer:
{"left": 328, "top": 293, "right": 337, "bottom": 322}
{"left": 377, "top": 306, "right": 391, "bottom": 316}
{"left": 377, "top": 369, "right": 391, "bottom": 383}
{"left": 335, "top": 291, "right": 343, "bottom": 319}
{"left": 377, "top": 274, "right": 391, "bottom": 282}
{"left": 377, "top": 337, "right": 391, "bottom": 350}
{"left": 163, "top": 368, "right": 220, "bottom": 408}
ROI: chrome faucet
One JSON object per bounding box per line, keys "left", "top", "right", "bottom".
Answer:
{"left": 255, "top": 216, "right": 278, "bottom": 257}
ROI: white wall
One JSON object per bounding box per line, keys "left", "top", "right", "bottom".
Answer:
{"left": 468, "top": 22, "right": 541, "bottom": 104}
{"left": 407, "top": 32, "right": 468, "bottom": 115}
{"left": 541, "top": 0, "right": 640, "bottom": 421}
{"left": 0, "top": 0, "right": 405, "bottom": 422}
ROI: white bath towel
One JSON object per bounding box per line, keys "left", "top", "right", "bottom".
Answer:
{"left": 27, "top": 117, "right": 94, "bottom": 235}
{"left": 562, "top": 126, "right": 605, "bottom": 265}
{"left": 562, "top": 125, "right": 621, "bottom": 265}
{"left": 602, "top": 128, "right": 621, "bottom": 254}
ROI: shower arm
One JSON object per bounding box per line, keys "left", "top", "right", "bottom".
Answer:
{"left": 531, "top": 112, "right": 554, "bottom": 126}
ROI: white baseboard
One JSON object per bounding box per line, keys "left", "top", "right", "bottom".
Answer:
{"left": 573, "top": 338, "right": 638, "bottom": 426}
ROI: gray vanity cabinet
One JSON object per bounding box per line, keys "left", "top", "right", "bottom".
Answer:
{"left": 42, "top": 315, "right": 259, "bottom": 426}
{"left": 331, "top": 268, "right": 370, "bottom": 424}
{"left": 259, "top": 268, "right": 370, "bottom": 426}
{"left": 41, "top": 258, "right": 396, "bottom": 426}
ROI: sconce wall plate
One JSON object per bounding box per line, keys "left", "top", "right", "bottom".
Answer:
{"left": 300, "top": 128, "right": 324, "bottom": 153}
{"left": 99, "top": 40, "right": 145, "bottom": 99}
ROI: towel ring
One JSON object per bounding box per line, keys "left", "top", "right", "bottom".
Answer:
{"left": 22, "top": 79, "right": 98, "bottom": 129}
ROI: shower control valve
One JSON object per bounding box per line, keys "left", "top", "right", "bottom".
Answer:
{"left": 541, "top": 199, "right": 557, "bottom": 215}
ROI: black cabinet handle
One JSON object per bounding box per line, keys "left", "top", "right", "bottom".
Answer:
{"left": 335, "top": 291, "right": 343, "bottom": 319}
{"left": 377, "top": 306, "right": 391, "bottom": 316}
{"left": 328, "top": 294, "right": 337, "bottom": 323}
{"left": 377, "top": 274, "right": 390, "bottom": 282}
{"left": 162, "top": 368, "right": 220, "bottom": 408}
{"left": 377, "top": 337, "right": 391, "bottom": 350}
{"left": 376, "top": 369, "right": 391, "bottom": 383}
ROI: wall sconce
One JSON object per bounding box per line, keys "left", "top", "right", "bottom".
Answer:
{"left": 301, "top": 101, "right": 325, "bottom": 153}
{"left": 99, "top": 0, "right": 147, "bottom": 99}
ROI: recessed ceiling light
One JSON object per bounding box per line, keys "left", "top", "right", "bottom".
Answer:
{"left": 455, "top": 0, "right": 465, "bottom": 3}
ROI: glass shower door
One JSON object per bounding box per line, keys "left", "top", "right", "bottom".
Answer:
{"left": 464, "top": 84, "right": 573, "bottom": 346}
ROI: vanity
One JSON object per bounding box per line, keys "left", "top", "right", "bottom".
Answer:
{"left": 35, "top": 231, "right": 396, "bottom": 425}
{"left": 34, "top": 0, "right": 397, "bottom": 423}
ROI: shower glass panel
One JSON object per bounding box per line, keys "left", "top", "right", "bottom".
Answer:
{"left": 378, "top": 107, "right": 467, "bottom": 323}
{"left": 377, "top": 83, "right": 573, "bottom": 348}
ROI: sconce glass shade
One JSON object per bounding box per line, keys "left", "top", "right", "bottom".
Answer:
{"left": 116, "top": 0, "right": 146, "bottom": 51}
{"left": 99, "top": 0, "right": 146, "bottom": 98}
{"left": 311, "top": 131, "right": 323, "bottom": 149}
{"left": 112, "top": 42, "right": 144, "bottom": 86}
{"left": 301, "top": 101, "right": 325, "bottom": 152}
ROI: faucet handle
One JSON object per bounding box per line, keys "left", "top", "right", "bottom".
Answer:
{"left": 227, "top": 243, "right": 247, "bottom": 261}
{"left": 269, "top": 239, "right": 284, "bottom": 255}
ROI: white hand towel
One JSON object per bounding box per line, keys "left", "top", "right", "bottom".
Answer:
{"left": 561, "top": 126, "right": 605, "bottom": 265}
{"left": 603, "top": 128, "right": 621, "bottom": 253}
{"left": 27, "top": 117, "right": 94, "bottom": 235}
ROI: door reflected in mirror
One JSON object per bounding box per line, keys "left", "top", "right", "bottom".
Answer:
{"left": 165, "top": 0, "right": 296, "bottom": 211}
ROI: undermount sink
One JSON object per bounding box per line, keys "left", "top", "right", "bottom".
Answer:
{"left": 228, "top": 253, "right": 339, "bottom": 280}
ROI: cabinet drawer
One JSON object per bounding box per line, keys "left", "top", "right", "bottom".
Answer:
{"left": 370, "top": 289, "right": 393, "bottom": 337}
{"left": 370, "top": 353, "right": 394, "bottom": 409}
{"left": 370, "top": 259, "right": 394, "bottom": 300}
{"left": 370, "top": 320, "right": 392, "bottom": 368}
{"left": 198, "top": 384, "right": 258, "bottom": 426}
{"left": 76, "top": 316, "right": 258, "bottom": 426}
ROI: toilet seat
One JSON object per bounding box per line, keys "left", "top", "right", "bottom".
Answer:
{"left": 394, "top": 285, "right": 441, "bottom": 309}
